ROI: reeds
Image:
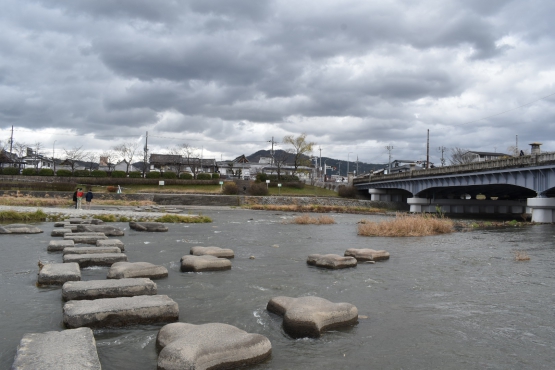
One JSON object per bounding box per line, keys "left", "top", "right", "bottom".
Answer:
{"left": 244, "top": 204, "right": 384, "bottom": 214}
{"left": 513, "top": 250, "right": 530, "bottom": 261}
{"left": 0, "top": 209, "right": 50, "bottom": 222}
{"left": 287, "top": 215, "right": 336, "bottom": 225}
{"left": 358, "top": 213, "right": 454, "bottom": 237}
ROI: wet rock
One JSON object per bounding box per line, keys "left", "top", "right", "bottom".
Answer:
{"left": 50, "top": 228, "right": 72, "bottom": 237}
{"left": 63, "top": 295, "right": 179, "bottom": 329}
{"left": 38, "top": 263, "right": 81, "bottom": 286}
{"left": 47, "top": 239, "right": 75, "bottom": 252}
{"left": 190, "top": 246, "right": 235, "bottom": 259}
{"left": 180, "top": 255, "right": 232, "bottom": 272}
{"left": 64, "top": 232, "right": 108, "bottom": 244}
{"left": 53, "top": 221, "right": 68, "bottom": 227}
{"left": 267, "top": 296, "right": 358, "bottom": 338}
{"left": 76, "top": 224, "right": 125, "bottom": 236}
{"left": 63, "top": 253, "right": 128, "bottom": 267}
{"left": 63, "top": 246, "right": 121, "bottom": 255}
{"left": 344, "top": 248, "right": 390, "bottom": 261}
{"left": 11, "top": 327, "right": 101, "bottom": 370}
{"left": 129, "top": 221, "right": 168, "bottom": 232}
{"left": 107, "top": 262, "right": 168, "bottom": 279}
{"left": 96, "top": 238, "right": 125, "bottom": 251}
{"left": 306, "top": 254, "right": 357, "bottom": 269}
{"left": 0, "top": 224, "right": 43, "bottom": 234}
{"left": 68, "top": 218, "right": 103, "bottom": 225}
{"left": 157, "top": 322, "right": 272, "bottom": 370}
{"left": 62, "top": 278, "right": 157, "bottom": 301}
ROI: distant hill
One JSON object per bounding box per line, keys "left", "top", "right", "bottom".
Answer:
{"left": 246, "top": 150, "right": 385, "bottom": 176}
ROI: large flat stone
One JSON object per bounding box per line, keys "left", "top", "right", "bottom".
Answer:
{"left": 53, "top": 221, "right": 68, "bottom": 227}
{"left": 76, "top": 224, "right": 124, "bottom": 236}
{"left": 11, "top": 327, "right": 101, "bottom": 370}
{"left": 63, "top": 295, "right": 179, "bottom": 328}
{"left": 68, "top": 218, "right": 103, "bottom": 225}
{"left": 180, "top": 255, "right": 232, "bottom": 272}
{"left": 62, "top": 278, "right": 157, "bottom": 301}
{"left": 344, "top": 248, "right": 390, "bottom": 261}
{"left": 63, "top": 246, "right": 121, "bottom": 255}
{"left": 64, "top": 233, "right": 108, "bottom": 244}
{"left": 107, "top": 262, "right": 168, "bottom": 279}
{"left": 38, "top": 263, "right": 81, "bottom": 286}
{"left": 129, "top": 221, "right": 168, "bottom": 232}
{"left": 190, "top": 246, "right": 235, "bottom": 259}
{"left": 63, "top": 253, "right": 128, "bottom": 267}
{"left": 0, "top": 224, "right": 43, "bottom": 234}
{"left": 306, "top": 254, "right": 357, "bottom": 269}
{"left": 47, "top": 239, "right": 75, "bottom": 252}
{"left": 96, "top": 238, "right": 125, "bottom": 251}
{"left": 50, "top": 228, "right": 72, "bottom": 237}
{"left": 157, "top": 323, "right": 271, "bottom": 370}
{"left": 267, "top": 296, "right": 358, "bottom": 338}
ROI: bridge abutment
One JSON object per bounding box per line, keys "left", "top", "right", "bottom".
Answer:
{"left": 527, "top": 198, "right": 555, "bottom": 223}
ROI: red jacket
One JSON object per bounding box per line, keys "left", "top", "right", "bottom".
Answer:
{"left": 77, "top": 191, "right": 84, "bottom": 198}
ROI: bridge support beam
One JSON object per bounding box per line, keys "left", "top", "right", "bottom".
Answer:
{"left": 527, "top": 197, "right": 555, "bottom": 223}
{"left": 407, "top": 197, "right": 430, "bottom": 213}
{"left": 369, "top": 189, "right": 405, "bottom": 202}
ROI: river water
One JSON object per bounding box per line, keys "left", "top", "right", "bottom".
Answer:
{"left": 1, "top": 209, "right": 554, "bottom": 369}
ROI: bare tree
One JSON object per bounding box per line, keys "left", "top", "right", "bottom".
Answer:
{"left": 84, "top": 152, "right": 98, "bottom": 172}
{"left": 31, "top": 141, "right": 44, "bottom": 171}
{"left": 100, "top": 150, "right": 117, "bottom": 173}
{"left": 179, "top": 143, "right": 200, "bottom": 178}
{"left": 283, "top": 133, "right": 315, "bottom": 174}
{"left": 112, "top": 142, "right": 140, "bottom": 174}
{"left": 507, "top": 145, "right": 529, "bottom": 157}
{"left": 273, "top": 150, "right": 289, "bottom": 181}
{"left": 63, "top": 146, "right": 86, "bottom": 173}
{"left": 449, "top": 147, "right": 473, "bottom": 165}
{"left": 13, "top": 142, "right": 27, "bottom": 159}
{"left": 167, "top": 146, "right": 187, "bottom": 176}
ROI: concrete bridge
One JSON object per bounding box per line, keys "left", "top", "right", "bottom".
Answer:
{"left": 353, "top": 152, "right": 555, "bottom": 223}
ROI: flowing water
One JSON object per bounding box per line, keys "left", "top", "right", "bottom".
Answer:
{"left": 1, "top": 209, "right": 554, "bottom": 369}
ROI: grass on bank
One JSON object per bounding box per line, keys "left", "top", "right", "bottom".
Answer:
{"left": 267, "top": 185, "right": 338, "bottom": 197}
{"left": 0, "top": 209, "right": 50, "bottom": 222}
{"left": 0, "top": 194, "right": 156, "bottom": 207}
{"left": 286, "top": 215, "right": 336, "bottom": 225}
{"left": 243, "top": 204, "right": 386, "bottom": 214}
{"left": 86, "top": 184, "right": 222, "bottom": 194}
{"left": 358, "top": 213, "right": 455, "bottom": 237}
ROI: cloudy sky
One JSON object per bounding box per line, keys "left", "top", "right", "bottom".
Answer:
{"left": 1, "top": 0, "right": 554, "bottom": 166}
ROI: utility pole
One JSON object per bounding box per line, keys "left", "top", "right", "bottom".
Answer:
{"left": 426, "top": 129, "right": 430, "bottom": 169}
{"left": 385, "top": 145, "right": 394, "bottom": 173}
{"left": 438, "top": 146, "right": 447, "bottom": 166}
{"left": 143, "top": 131, "right": 148, "bottom": 177}
{"left": 356, "top": 155, "right": 358, "bottom": 175}
{"left": 9, "top": 125, "right": 13, "bottom": 153}
{"left": 516, "top": 134, "right": 518, "bottom": 156}
{"left": 267, "top": 136, "right": 276, "bottom": 165}
{"left": 53, "top": 140, "right": 56, "bottom": 173}
{"left": 319, "top": 147, "right": 322, "bottom": 181}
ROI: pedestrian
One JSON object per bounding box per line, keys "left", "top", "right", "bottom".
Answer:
{"left": 85, "top": 189, "right": 93, "bottom": 210}
{"left": 72, "top": 190, "right": 77, "bottom": 209}
{"left": 76, "top": 188, "right": 84, "bottom": 210}
{"left": 117, "top": 185, "right": 122, "bottom": 194}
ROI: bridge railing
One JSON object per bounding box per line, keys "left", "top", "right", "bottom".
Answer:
{"left": 354, "top": 152, "right": 555, "bottom": 184}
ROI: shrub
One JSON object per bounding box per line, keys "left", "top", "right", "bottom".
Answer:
{"left": 197, "top": 173, "right": 212, "bottom": 180}
{"left": 91, "top": 170, "right": 107, "bottom": 177}
{"left": 146, "top": 171, "right": 161, "bottom": 178}
{"left": 288, "top": 215, "right": 336, "bottom": 225}
{"left": 162, "top": 171, "right": 177, "bottom": 179}
{"left": 256, "top": 173, "right": 268, "bottom": 182}
{"left": 358, "top": 213, "right": 454, "bottom": 237}
{"left": 56, "top": 169, "right": 73, "bottom": 177}
{"left": 338, "top": 185, "right": 357, "bottom": 198}
{"left": 513, "top": 250, "right": 530, "bottom": 261}
{"left": 1, "top": 167, "right": 20, "bottom": 175}
{"left": 22, "top": 168, "right": 38, "bottom": 176}
{"left": 248, "top": 182, "right": 269, "bottom": 196}
{"left": 73, "top": 170, "right": 90, "bottom": 177}
{"left": 222, "top": 182, "right": 239, "bottom": 195}
{"left": 128, "top": 171, "right": 142, "bottom": 178}
{"left": 211, "top": 173, "right": 220, "bottom": 179}
{"left": 285, "top": 181, "right": 305, "bottom": 189}
{"left": 180, "top": 173, "right": 193, "bottom": 179}
{"left": 38, "top": 168, "right": 54, "bottom": 176}
{"left": 111, "top": 171, "right": 127, "bottom": 178}
{"left": 107, "top": 186, "right": 118, "bottom": 193}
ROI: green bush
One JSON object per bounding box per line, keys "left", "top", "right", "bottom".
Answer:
{"left": 162, "top": 171, "right": 177, "bottom": 179}
{"left": 56, "top": 169, "right": 73, "bottom": 177}
{"left": 179, "top": 173, "right": 193, "bottom": 179}
{"left": 248, "top": 182, "right": 269, "bottom": 196}
{"left": 257, "top": 174, "right": 299, "bottom": 183}
{"left": 256, "top": 173, "right": 268, "bottom": 182}
{"left": 128, "top": 171, "right": 142, "bottom": 178}
{"left": 111, "top": 171, "right": 127, "bottom": 178}
{"left": 222, "top": 182, "right": 239, "bottom": 195}
{"left": 91, "top": 170, "right": 107, "bottom": 177}
{"left": 146, "top": 171, "right": 161, "bottom": 178}
{"left": 39, "top": 168, "right": 54, "bottom": 176}
{"left": 338, "top": 185, "right": 357, "bottom": 198}
{"left": 1, "top": 167, "right": 20, "bottom": 175}
{"left": 73, "top": 170, "right": 90, "bottom": 177}
{"left": 197, "top": 173, "right": 212, "bottom": 180}
{"left": 211, "top": 173, "right": 220, "bottom": 179}
{"left": 22, "top": 168, "right": 38, "bottom": 176}
{"left": 285, "top": 181, "right": 305, "bottom": 189}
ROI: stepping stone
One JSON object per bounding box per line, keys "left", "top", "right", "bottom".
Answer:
{"left": 180, "top": 255, "right": 232, "bottom": 272}
{"left": 157, "top": 323, "right": 272, "bottom": 370}
{"left": 0, "top": 224, "right": 43, "bottom": 234}
{"left": 190, "top": 246, "right": 235, "bottom": 259}
{"left": 267, "top": 296, "right": 358, "bottom": 338}
{"left": 76, "top": 224, "right": 124, "bottom": 236}
{"left": 53, "top": 221, "right": 68, "bottom": 227}
{"left": 129, "top": 221, "right": 168, "bottom": 232}
{"left": 68, "top": 218, "right": 103, "bottom": 225}
{"left": 38, "top": 263, "right": 81, "bottom": 286}
{"left": 344, "top": 248, "right": 390, "bottom": 261}
{"left": 107, "top": 262, "right": 168, "bottom": 279}
{"left": 11, "top": 327, "right": 101, "bottom": 370}
{"left": 62, "top": 278, "right": 157, "bottom": 301}
{"left": 64, "top": 253, "right": 128, "bottom": 267}
{"left": 51, "top": 228, "right": 72, "bottom": 237}
{"left": 63, "top": 295, "right": 179, "bottom": 328}
{"left": 97, "top": 239, "right": 125, "bottom": 251}
{"left": 47, "top": 239, "right": 75, "bottom": 252}
{"left": 63, "top": 246, "right": 121, "bottom": 255}
{"left": 64, "top": 233, "right": 107, "bottom": 244}
{"left": 306, "top": 254, "right": 357, "bottom": 269}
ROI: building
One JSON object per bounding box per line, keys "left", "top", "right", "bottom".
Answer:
{"left": 461, "top": 151, "right": 509, "bottom": 163}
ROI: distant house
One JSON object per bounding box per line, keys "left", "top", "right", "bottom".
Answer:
{"left": 217, "top": 155, "right": 251, "bottom": 179}
{"left": 22, "top": 147, "right": 54, "bottom": 170}
{"left": 149, "top": 154, "right": 217, "bottom": 176}
{"left": 462, "top": 151, "right": 508, "bottom": 163}
{"left": 0, "top": 150, "right": 25, "bottom": 169}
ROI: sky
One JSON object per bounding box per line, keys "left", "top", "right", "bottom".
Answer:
{"left": 1, "top": 0, "right": 554, "bottom": 166}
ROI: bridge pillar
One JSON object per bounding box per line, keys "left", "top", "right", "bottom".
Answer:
{"left": 527, "top": 197, "right": 555, "bottom": 223}
{"left": 369, "top": 189, "right": 390, "bottom": 201}
{"left": 407, "top": 197, "right": 430, "bottom": 213}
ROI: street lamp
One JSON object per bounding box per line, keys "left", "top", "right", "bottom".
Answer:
{"left": 323, "top": 159, "right": 329, "bottom": 181}
{"left": 347, "top": 152, "right": 353, "bottom": 177}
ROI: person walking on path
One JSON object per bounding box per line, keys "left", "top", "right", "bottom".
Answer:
{"left": 72, "top": 190, "right": 78, "bottom": 209}
{"left": 85, "top": 189, "right": 93, "bottom": 210}
{"left": 76, "top": 188, "right": 84, "bottom": 210}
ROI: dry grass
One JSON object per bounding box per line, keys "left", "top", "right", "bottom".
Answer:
{"left": 287, "top": 214, "right": 336, "bottom": 225}
{"left": 244, "top": 204, "right": 385, "bottom": 214}
{"left": 513, "top": 250, "right": 530, "bottom": 261}
{"left": 358, "top": 213, "right": 454, "bottom": 237}
{"left": 0, "top": 194, "right": 155, "bottom": 207}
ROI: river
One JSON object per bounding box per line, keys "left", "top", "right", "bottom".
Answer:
{"left": 1, "top": 209, "right": 554, "bottom": 369}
